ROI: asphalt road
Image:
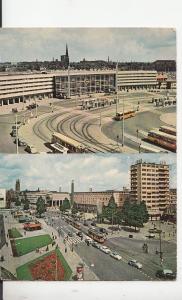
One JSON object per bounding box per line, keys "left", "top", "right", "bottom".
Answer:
{"left": 44, "top": 212, "right": 177, "bottom": 281}
{"left": 102, "top": 106, "right": 176, "bottom": 151}
{"left": 0, "top": 92, "right": 176, "bottom": 153}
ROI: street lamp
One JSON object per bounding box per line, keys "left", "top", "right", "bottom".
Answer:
{"left": 122, "top": 95, "right": 124, "bottom": 147}
{"left": 15, "top": 114, "right": 19, "bottom": 154}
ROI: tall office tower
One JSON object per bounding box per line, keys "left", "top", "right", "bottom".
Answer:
{"left": 70, "top": 180, "right": 74, "bottom": 206}
{"left": 15, "top": 179, "right": 20, "bottom": 193}
{"left": 130, "top": 160, "right": 170, "bottom": 218}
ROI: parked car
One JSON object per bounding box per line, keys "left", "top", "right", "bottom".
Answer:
{"left": 110, "top": 251, "right": 122, "bottom": 260}
{"left": 14, "top": 138, "right": 27, "bottom": 147}
{"left": 128, "top": 259, "right": 143, "bottom": 269}
{"left": 25, "top": 145, "right": 38, "bottom": 154}
{"left": 146, "top": 233, "right": 155, "bottom": 238}
{"left": 149, "top": 228, "right": 162, "bottom": 233}
{"left": 92, "top": 241, "right": 100, "bottom": 249}
{"left": 156, "top": 269, "right": 176, "bottom": 280}
{"left": 100, "top": 246, "right": 111, "bottom": 254}
{"left": 85, "top": 237, "right": 93, "bottom": 245}
{"left": 91, "top": 222, "right": 96, "bottom": 226}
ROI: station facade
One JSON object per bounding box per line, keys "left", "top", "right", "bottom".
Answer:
{"left": 0, "top": 69, "right": 158, "bottom": 107}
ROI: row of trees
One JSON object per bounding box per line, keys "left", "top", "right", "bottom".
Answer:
{"left": 98, "top": 196, "right": 149, "bottom": 231}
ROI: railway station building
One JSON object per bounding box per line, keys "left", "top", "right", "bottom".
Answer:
{"left": 0, "top": 69, "right": 158, "bottom": 107}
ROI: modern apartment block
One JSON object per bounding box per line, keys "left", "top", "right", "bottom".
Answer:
{"left": 130, "top": 160, "right": 170, "bottom": 218}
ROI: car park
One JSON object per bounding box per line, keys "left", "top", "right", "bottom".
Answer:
{"left": 156, "top": 269, "right": 176, "bottom": 280}
{"left": 128, "top": 259, "right": 143, "bottom": 269}
{"left": 100, "top": 246, "right": 111, "bottom": 254}
{"left": 110, "top": 251, "right": 122, "bottom": 260}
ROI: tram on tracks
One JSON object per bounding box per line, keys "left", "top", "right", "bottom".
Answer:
{"left": 144, "top": 129, "right": 176, "bottom": 152}
{"left": 114, "top": 110, "right": 135, "bottom": 121}
{"left": 139, "top": 144, "right": 163, "bottom": 153}
{"left": 87, "top": 228, "right": 106, "bottom": 243}
{"left": 159, "top": 125, "right": 176, "bottom": 136}
{"left": 51, "top": 132, "right": 87, "bottom": 153}
{"left": 80, "top": 98, "right": 116, "bottom": 110}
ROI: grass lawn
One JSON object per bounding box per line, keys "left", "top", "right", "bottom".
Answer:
{"left": 14, "top": 234, "right": 53, "bottom": 256}
{"left": 8, "top": 228, "right": 22, "bottom": 239}
{"left": 16, "top": 249, "right": 72, "bottom": 280}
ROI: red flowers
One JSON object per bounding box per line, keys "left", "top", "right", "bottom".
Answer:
{"left": 30, "top": 252, "right": 65, "bottom": 280}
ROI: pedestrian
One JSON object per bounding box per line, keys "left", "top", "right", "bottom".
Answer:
{"left": 7, "top": 233, "right": 9, "bottom": 238}
{"left": 65, "top": 247, "right": 67, "bottom": 253}
{"left": 6, "top": 242, "right": 8, "bottom": 247}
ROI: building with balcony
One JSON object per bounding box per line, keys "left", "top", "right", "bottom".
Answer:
{"left": 130, "top": 160, "right": 170, "bottom": 218}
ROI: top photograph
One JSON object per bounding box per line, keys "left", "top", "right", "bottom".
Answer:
{"left": 0, "top": 28, "right": 176, "bottom": 154}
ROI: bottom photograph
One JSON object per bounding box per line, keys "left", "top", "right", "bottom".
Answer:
{"left": 0, "top": 153, "right": 176, "bottom": 281}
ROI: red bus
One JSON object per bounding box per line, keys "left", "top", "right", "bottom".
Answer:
{"left": 145, "top": 129, "right": 176, "bottom": 152}
{"left": 24, "top": 222, "right": 42, "bottom": 231}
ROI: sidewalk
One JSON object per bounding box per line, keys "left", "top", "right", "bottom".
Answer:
{"left": 39, "top": 219, "right": 99, "bottom": 280}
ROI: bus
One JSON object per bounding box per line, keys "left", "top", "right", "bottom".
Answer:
{"left": 139, "top": 144, "right": 163, "bottom": 153}
{"left": 23, "top": 222, "right": 42, "bottom": 231}
{"left": 87, "top": 228, "right": 106, "bottom": 243}
{"left": 51, "top": 132, "right": 87, "bottom": 153}
{"left": 114, "top": 110, "right": 135, "bottom": 121}
{"left": 145, "top": 129, "right": 176, "bottom": 152}
{"left": 159, "top": 125, "right": 176, "bottom": 136}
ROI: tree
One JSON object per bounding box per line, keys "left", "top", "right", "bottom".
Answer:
{"left": 102, "top": 196, "right": 118, "bottom": 224}
{"left": 36, "top": 196, "right": 46, "bottom": 217}
{"left": 121, "top": 200, "right": 149, "bottom": 231}
{"left": 23, "top": 194, "right": 29, "bottom": 210}
{"left": 60, "top": 198, "right": 71, "bottom": 212}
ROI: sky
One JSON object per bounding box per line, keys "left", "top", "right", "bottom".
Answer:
{"left": 0, "top": 154, "right": 176, "bottom": 192}
{"left": 0, "top": 28, "right": 176, "bottom": 63}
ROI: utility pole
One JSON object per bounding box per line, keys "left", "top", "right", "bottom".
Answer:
{"left": 99, "top": 110, "right": 102, "bottom": 126}
{"left": 115, "top": 61, "right": 118, "bottom": 115}
{"left": 15, "top": 114, "right": 19, "bottom": 154}
{"left": 159, "top": 214, "right": 163, "bottom": 266}
{"left": 35, "top": 99, "right": 38, "bottom": 118}
{"left": 122, "top": 95, "right": 125, "bottom": 147}
{"left": 67, "top": 65, "right": 71, "bottom": 99}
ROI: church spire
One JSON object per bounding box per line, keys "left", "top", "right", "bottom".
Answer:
{"left": 66, "top": 44, "right": 68, "bottom": 57}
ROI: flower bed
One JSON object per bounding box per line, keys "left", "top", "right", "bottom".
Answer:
{"left": 16, "top": 249, "right": 72, "bottom": 281}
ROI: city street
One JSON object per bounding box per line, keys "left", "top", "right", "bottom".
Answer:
{"left": 44, "top": 212, "right": 177, "bottom": 281}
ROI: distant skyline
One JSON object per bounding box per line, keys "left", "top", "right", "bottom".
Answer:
{"left": 0, "top": 28, "right": 176, "bottom": 63}
{"left": 0, "top": 154, "right": 176, "bottom": 192}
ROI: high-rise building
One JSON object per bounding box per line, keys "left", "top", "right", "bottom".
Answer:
{"left": 15, "top": 179, "right": 20, "bottom": 193}
{"left": 130, "top": 160, "right": 170, "bottom": 218}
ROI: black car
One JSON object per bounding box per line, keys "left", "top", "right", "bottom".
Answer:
{"left": 68, "top": 231, "right": 73, "bottom": 237}
{"left": 77, "top": 231, "right": 83, "bottom": 238}
{"left": 156, "top": 269, "right": 176, "bottom": 280}
{"left": 91, "top": 222, "right": 96, "bottom": 226}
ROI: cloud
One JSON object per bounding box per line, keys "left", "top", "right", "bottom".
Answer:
{"left": 0, "top": 153, "right": 176, "bottom": 192}
{"left": 0, "top": 28, "right": 176, "bottom": 62}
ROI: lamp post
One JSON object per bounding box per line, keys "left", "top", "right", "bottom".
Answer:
{"left": 115, "top": 61, "right": 118, "bottom": 115}
{"left": 99, "top": 110, "right": 102, "bottom": 126}
{"left": 122, "top": 95, "right": 124, "bottom": 147}
{"left": 15, "top": 114, "right": 19, "bottom": 154}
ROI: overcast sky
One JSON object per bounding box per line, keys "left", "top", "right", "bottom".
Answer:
{"left": 0, "top": 154, "right": 176, "bottom": 192}
{"left": 0, "top": 28, "right": 176, "bottom": 63}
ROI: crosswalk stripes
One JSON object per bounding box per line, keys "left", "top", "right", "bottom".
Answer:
{"left": 65, "top": 236, "right": 85, "bottom": 246}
